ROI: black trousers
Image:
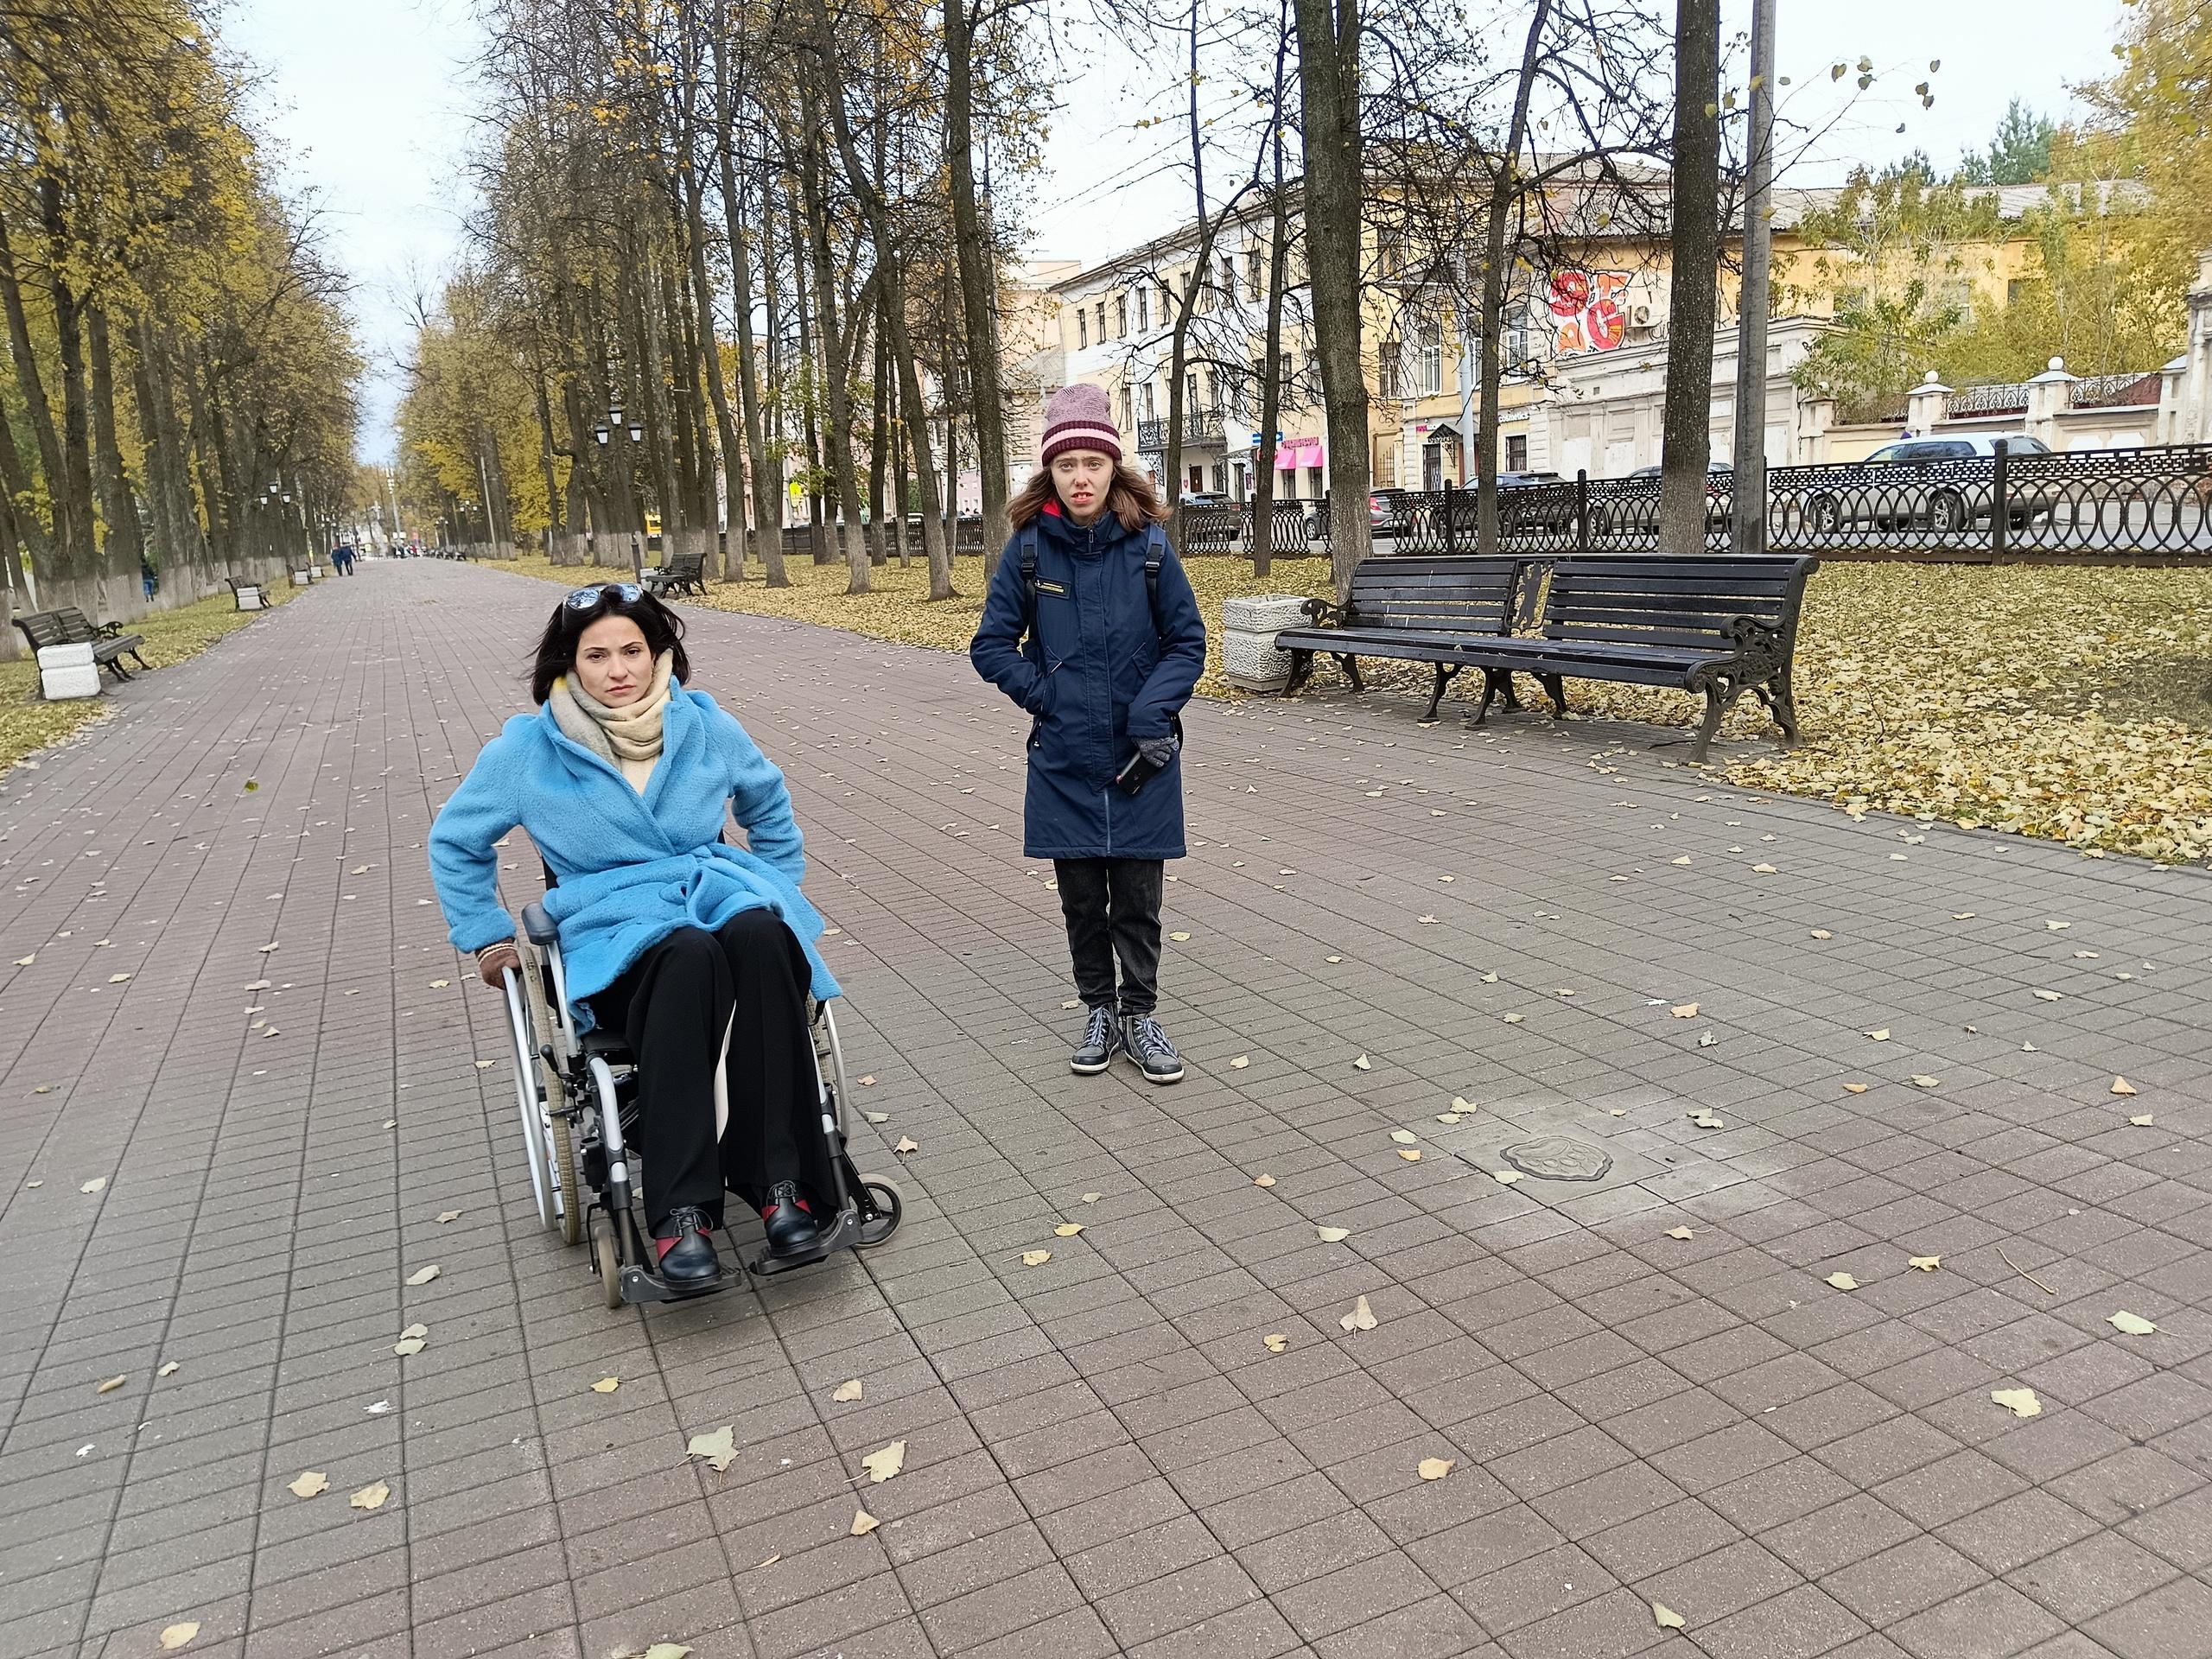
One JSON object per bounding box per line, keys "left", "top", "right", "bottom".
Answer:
{"left": 588, "top": 909, "right": 832, "bottom": 1231}
{"left": 1054, "top": 858, "right": 1165, "bottom": 1017}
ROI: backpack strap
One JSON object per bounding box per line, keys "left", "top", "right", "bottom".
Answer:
{"left": 1018, "top": 526, "right": 1041, "bottom": 643}
{"left": 1143, "top": 524, "right": 1166, "bottom": 618}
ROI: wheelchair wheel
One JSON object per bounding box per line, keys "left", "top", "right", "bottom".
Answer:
{"left": 519, "top": 945, "right": 582, "bottom": 1247}
{"left": 589, "top": 1211, "right": 622, "bottom": 1309}
{"left": 855, "top": 1177, "right": 902, "bottom": 1249}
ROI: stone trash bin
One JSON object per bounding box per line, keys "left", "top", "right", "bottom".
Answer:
{"left": 1220, "top": 594, "right": 1315, "bottom": 693}
{"left": 38, "top": 641, "right": 102, "bottom": 701}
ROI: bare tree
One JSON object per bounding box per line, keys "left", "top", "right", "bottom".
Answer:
{"left": 1658, "top": 0, "right": 1722, "bottom": 554}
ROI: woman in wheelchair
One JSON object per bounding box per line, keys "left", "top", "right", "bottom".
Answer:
{"left": 429, "top": 582, "right": 842, "bottom": 1289}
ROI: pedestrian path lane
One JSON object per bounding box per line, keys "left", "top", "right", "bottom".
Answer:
{"left": 1, "top": 560, "right": 2206, "bottom": 1659}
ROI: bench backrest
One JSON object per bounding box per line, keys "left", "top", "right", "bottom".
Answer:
{"left": 14, "top": 609, "right": 67, "bottom": 650}
{"left": 1539, "top": 556, "right": 1815, "bottom": 652}
{"left": 51, "top": 607, "right": 102, "bottom": 644}
{"left": 668, "top": 550, "right": 703, "bottom": 575}
{"left": 1346, "top": 556, "right": 1520, "bottom": 636}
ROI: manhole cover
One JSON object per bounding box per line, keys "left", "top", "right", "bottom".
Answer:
{"left": 1502, "top": 1135, "right": 1613, "bottom": 1182}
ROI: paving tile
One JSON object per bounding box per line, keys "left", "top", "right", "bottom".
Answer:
{"left": 7, "top": 564, "right": 2212, "bottom": 1658}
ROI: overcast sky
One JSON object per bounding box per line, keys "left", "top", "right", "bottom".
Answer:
{"left": 226, "top": 0, "right": 2126, "bottom": 464}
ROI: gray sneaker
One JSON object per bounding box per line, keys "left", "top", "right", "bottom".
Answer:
{"left": 1121, "top": 1014, "right": 1185, "bottom": 1084}
{"left": 1070, "top": 1005, "right": 1120, "bottom": 1075}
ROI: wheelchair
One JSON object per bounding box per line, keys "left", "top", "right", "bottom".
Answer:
{"left": 495, "top": 899, "right": 903, "bottom": 1308}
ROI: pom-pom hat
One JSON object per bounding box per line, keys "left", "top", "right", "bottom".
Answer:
{"left": 1040, "top": 383, "right": 1123, "bottom": 465}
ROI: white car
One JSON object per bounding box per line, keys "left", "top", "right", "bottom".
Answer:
{"left": 1797, "top": 434, "right": 2055, "bottom": 533}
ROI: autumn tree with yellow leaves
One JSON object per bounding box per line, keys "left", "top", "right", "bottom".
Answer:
{"left": 0, "top": 0, "right": 361, "bottom": 620}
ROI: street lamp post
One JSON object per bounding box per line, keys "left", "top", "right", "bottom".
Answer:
{"left": 593, "top": 404, "right": 650, "bottom": 577}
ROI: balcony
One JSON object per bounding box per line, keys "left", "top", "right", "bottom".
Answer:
{"left": 1136, "top": 408, "right": 1225, "bottom": 452}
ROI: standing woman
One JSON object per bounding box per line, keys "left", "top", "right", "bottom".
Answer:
{"left": 430, "top": 584, "right": 842, "bottom": 1287}
{"left": 971, "top": 385, "right": 1208, "bottom": 1084}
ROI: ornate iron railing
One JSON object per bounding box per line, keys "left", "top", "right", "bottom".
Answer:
{"left": 1356, "top": 443, "right": 2212, "bottom": 562}
{"left": 1136, "top": 408, "right": 1225, "bottom": 452}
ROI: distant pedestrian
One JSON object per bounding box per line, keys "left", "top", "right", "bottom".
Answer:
{"left": 333, "top": 543, "right": 357, "bottom": 575}
{"left": 969, "top": 384, "right": 1207, "bottom": 1084}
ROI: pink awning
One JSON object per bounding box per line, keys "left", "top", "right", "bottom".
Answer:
{"left": 1266, "top": 435, "right": 1324, "bottom": 470}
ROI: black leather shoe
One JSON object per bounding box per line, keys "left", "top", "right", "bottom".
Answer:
{"left": 652, "top": 1205, "right": 724, "bottom": 1285}
{"left": 760, "top": 1180, "right": 823, "bottom": 1256}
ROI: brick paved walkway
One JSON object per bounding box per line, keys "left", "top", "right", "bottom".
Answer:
{"left": 3, "top": 560, "right": 2209, "bottom": 1659}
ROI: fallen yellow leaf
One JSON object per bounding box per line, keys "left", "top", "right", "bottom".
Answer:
{"left": 1262, "top": 1334, "right": 1288, "bottom": 1353}
{"left": 1020, "top": 1249, "right": 1052, "bottom": 1266}
{"left": 1340, "top": 1294, "right": 1378, "bottom": 1332}
{"left": 158, "top": 1623, "right": 200, "bottom": 1650}
{"left": 288, "top": 1471, "right": 328, "bottom": 1497}
{"left": 850, "top": 1508, "right": 879, "bottom": 1535}
{"left": 349, "top": 1480, "right": 391, "bottom": 1511}
{"left": 1909, "top": 1256, "right": 1941, "bottom": 1272}
{"left": 1253, "top": 1173, "right": 1277, "bottom": 1188}
{"left": 1991, "top": 1387, "right": 2042, "bottom": 1419}
{"left": 2129, "top": 1114, "right": 2155, "bottom": 1127}
{"left": 894, "top": 1137, "right": 918, "bottom": 1154}
{"left": 1670, "top": 1003, "right": 1699, "bottom": 1018}
{"left": 1230, "top": 1055, "right": 1250, "bottom": 1069}
{"left": 1417, "top": 1456, "right": 1455, "bottom": 1481}
{"left": 832, "top": 1379, "right": 864, "bottom": 1402}
{"left": 685, "top": 1425, "right": 737, "bottom": 1471}
{"left": 1664, "top": 1227, "right": 1694, "bottom": 1241}
{"left": 591, "top": 1376, "right": 620, "bottom": 1394}
{"left": 95, "top": 1374, "right": 125, "bottom": 1395}
{"left": 2108, "top": 1311, "right": 2157, "bottom": 1335}
{"left": 861, "top": 1440, "right": 906, "bottom": 1483}
{"left": 1653, "top": 1603, "right": 1686, "bottom": 1630}
{"left": 1054, "top": 1223, "right": 1084, "bottom": 1236}
{"left": 1491, "top": 1169, "right": 1524, "bottom": 1185}
{"left": 2110, "top": 1077, "right": 2138, "bottom": 1096}
{"left": 1167, "top": 931, "right": 1191, "bottom": 942}
{"left": 1827, "top": 1272, "right": 1860, "bottom": 1290}
{"left": 1317, "top": 1225, "right": 1351, "bottom": 1243}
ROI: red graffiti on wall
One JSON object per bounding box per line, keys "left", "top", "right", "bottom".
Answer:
{"left": 1548, "top": 269, "right": 1630, "bottom": 354}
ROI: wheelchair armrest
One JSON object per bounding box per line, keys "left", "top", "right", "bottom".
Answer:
{"left": 520, "top": 902, "right": 560, "bottom": 947}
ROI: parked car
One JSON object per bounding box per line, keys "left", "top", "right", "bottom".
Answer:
{"left": 1793, "top": 434, "right": 2055, "bottom": 533}
{"left": 1179, "top": 489, "right": 1232, "bottom": 508}
{"left": 1368, "top": 488, "right": 1408, "bottom": 536}
{"left": 1602, "top": 460, "right": 1732, "bottom": 535}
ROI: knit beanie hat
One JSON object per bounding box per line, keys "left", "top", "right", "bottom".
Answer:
{"left": 1040, "top": 383, "right": 1123, "bottom": 465}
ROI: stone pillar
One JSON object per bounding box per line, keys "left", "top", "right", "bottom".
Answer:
{"left": 2025, "top": 357, "right": 2075, "bottom": 449}
{"left": 1905, "top": 372, "right": 1951, "bottom": 437}
{"left": 2178, "top": 250, "right": 2212, "bottom": 445}
{"left": 1796, "top": 395, "right": 1835, "bottom": 464}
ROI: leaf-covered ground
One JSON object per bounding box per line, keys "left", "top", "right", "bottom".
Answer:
{"left": 0, "top": 585, "right": 297, "bottom": 778}
{"left": 500, "top": 552, "right": 2212, "bottom": 863}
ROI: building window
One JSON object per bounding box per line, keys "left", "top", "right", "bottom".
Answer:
{"left": 1140, "top": 380, "right": 1156, "bottom": 420}
{"left": 1418, "top": 327, "right": 1443, "bottom": 396}
{"left": 1378, "top": 340, "right": 1403, "bottom": 400}
{"left": 1222, "top": 256, "right": 1237, "bottom": 302}
{"left": 1136, "top": 286, "right": 1149, "bottom": 332}
{"left": 1185, "top": 372, "right": 1200, "bottom": 414}
{"left": 1116, "top": 294, "right": 1128, "bottom": 335}
{"left": 1160, "top": 282, "right": 1175, "bottom": 319}
{"left": 1119, "top": 386, "right": 1134, "bottom": 431}
{"left": 1246, "top": 246, "right": 1263, "bottom": 297}
{"left": 1077, "top": 309, "right": 1088, "bottom": 350}
{"left": 1096, "top": 302, "right": 1108, "bottom": 341}
{"left": 1506, "top": 434, "right": 1528, "bottom": 471}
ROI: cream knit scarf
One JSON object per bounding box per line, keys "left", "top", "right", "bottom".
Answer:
{"left": 550, "top": 650, "right": 673, "bottom": 793}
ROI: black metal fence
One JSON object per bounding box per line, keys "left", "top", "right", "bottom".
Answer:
{"left": 1377, "top": 442, "right": 2212, "bottom": 563}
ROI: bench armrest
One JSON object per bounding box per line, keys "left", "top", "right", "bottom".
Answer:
{"left": 96, "top": 620, "right": 124, "bottom": 638}
{"left": 1302, "top": 596, "right": 1346, "bottom": 628}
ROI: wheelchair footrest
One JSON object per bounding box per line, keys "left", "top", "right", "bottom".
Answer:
{"left": 618, "top": 1262, "right": 734, "bottom": 1305}
{"left": 748, "top": 1209, "right": 860, "bottom": 1277}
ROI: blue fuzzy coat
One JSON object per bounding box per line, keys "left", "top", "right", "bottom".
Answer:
{"left": 969, "top": 505, "right": 1208, "bottom": 860}
{"left": 428, "top": 684, "right": 839, "bottom": 1026}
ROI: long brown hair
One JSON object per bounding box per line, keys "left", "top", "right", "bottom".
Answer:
{"left": 1008, "top": 459, "right": 1168, "bottom": 533}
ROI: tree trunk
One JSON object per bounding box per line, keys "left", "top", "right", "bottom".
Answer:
{"left": 709, "top": 29, "right": 784, "bottom": 584}
{"left": 798, "top": 82, "right": 870, "bottom": 594}
{"left": 1658, "top": 0, "right": 1723, "bottom": 556}
{"left": 86, "top": 305, "right": 145, "bottom": 615}
{"left": 1477, "top": 0, "right": 1552, "bottom": 558}
{"left": 532, "top": 370, "right": 564, "bottom": 538}
{"left": 1251, "top": 19, "right": 1294, "bottom": 580}
{"left": 868, "top": 315, "right": 889, "bottom": 566}
{"left": 802, "top": 0, "right": 950, "bottom": 595}
{"left": 0, "top": 211, "right": 70, "bottom": 567}
{"left": 1293, "top": 0, "right": 1372, "bottom": 597}
{"left": 43, "top": 176, "right": 99, "bottom": 589}
{"left": 944, "top": 0, "right": 1011, "bottom": 579}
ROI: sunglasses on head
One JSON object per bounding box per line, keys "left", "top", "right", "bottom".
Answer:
{"left": 565, "top": 582, "right": 643, "bottom": 611}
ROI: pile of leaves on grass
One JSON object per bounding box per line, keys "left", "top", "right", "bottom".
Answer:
{"left": 499, "top": 553, "right": 2212, "bottom": 863}
{"left": 0, "top": 585, "right": 297, "bottom": 778}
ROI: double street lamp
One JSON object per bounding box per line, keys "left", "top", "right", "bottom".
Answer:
{"left": 591, "top": 404, "right": 649, "bottom": 574}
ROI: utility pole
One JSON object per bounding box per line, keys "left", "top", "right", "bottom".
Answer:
{"left": 1730, "top": 0, "right": 1776, "bottom": 554}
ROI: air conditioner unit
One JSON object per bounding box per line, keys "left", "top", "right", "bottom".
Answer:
{"left": 1629, "top": 304, "right": 1655, "bottom": 327}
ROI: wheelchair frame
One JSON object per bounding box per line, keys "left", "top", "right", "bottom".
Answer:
{"left": 498, "top": 902, "right": 901, "bottom": 1307}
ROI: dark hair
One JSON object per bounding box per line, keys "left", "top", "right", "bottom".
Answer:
{"left": 1008, "top": 458, "right": 1167, "bottom": 532}
{"left": 529, "top": 584, "right": 691, "bottom": 703}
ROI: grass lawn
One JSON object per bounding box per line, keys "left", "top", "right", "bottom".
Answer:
{"left": 0, "top": 585, "right": 298, "bottom": 778}
{"left": 498, "top": 550, "right": 2212, "bottom": 865}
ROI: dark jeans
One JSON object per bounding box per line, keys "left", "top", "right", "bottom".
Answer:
{"left": 1054, "top": 858, "right": 1165, "bottom": 1017}
{"left": 588, "top": 909, "right": 831, "bottom": 1231}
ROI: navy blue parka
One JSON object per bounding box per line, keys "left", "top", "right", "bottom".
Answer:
{"left": 969, "top": 502, "right": 1208, "bottom": 860}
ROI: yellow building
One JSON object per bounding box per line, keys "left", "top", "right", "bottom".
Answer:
{"left": 1046, "top": 178, "right": 2103, "bottom": 497}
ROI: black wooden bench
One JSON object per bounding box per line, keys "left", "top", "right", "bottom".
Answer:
{"left": 1275, "top": 556, "right": 1524, "bottom": 720}
{"left": 1276, "top": 554, "right": 1817, "bottom": 761}
{"left": 226, "top": 575, "right": 266, "bottom": 610}
{"left": 13, "top": 606, "right": 149, "bottom": 683}
{"left": 641, "top": 549, "right": 706, "bottom": 597}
